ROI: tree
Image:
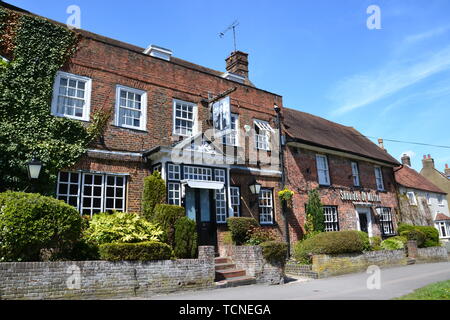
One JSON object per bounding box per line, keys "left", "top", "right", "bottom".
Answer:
{"left": 305, "top": 189, "right": 325, "bottom": 235}
{"left": 142, "top": 171, "right": 166, "bottom": 220}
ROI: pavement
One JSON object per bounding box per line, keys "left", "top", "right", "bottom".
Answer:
{"left": 150, "top": 262, "right": 450, "bottom": 300}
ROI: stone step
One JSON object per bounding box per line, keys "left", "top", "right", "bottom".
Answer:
{"left": 215, "top": 269, "right": 247, "bottom": 281}
{"left": 215, "top": 276, "right": 257, "bottom": 289}
{"left": 215, "top": 257, "right": 231, "bottom": 264}
{"left": 215, "top": 263, "right": 236, "bottom": 271}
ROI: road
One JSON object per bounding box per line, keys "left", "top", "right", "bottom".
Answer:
{"left": 152, "top": 262, "right": 450, "bottom": 300}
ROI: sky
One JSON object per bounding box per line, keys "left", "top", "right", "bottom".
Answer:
{"left": 5, "top": 0, "right": 450, "bottom": 172}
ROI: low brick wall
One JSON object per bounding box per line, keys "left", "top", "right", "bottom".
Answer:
{"left": 312, "top": 250, "right": 408, "bottom": 278}
{"left": 219, "top": 245, "right": 285, "bottom": 285}
{"left": 416, "top": 247, "right": 449, "bottom": 263}
{"left": 285, "top": 262, "right": 318, "bottom": 279}
{"left": 0, "top": 246, "right": 215, "bottom": 300}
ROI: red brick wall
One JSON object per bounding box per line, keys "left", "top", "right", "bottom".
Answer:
{"left": 284, "top": 146, "right": 400, "bottom": 243}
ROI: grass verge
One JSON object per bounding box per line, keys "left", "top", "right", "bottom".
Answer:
{"left": 394, "top": 280, "right": 450, "bottom": 300}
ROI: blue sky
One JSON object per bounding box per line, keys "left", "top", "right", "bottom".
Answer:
{"left": 6, "top": 0, "right": 450, "bottom": 172}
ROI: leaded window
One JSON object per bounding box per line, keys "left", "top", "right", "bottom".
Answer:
{"left": 259, "top": 189, "right": 274, "bottom": 224}
{"left": 323, "top": 206, "right": 339, "bottom": 232}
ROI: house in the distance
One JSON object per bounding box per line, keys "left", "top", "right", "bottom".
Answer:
{"left": 395, "top": 154, "right": 450, "bottom": 241}
{"left": 420, "top": 155, "right": 450, "bottom": 213}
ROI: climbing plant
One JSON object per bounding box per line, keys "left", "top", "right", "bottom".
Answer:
{"left": 0, "top": 7, "right": 108, "bottom": 194}
{"left": 304, "top": 189, "right": 325, "bottom": 236}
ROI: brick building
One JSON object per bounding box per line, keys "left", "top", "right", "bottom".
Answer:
{"left": 0, "top": 3, "right": 288, "bottom": 250}
{"left": 395, "top": 154, "right": 450, "bottom": 241}
{"left": 283, "top": 108, "right": 401, "bottom": 242}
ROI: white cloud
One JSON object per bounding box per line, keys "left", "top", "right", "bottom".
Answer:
{"left": 403, "top": 25, "right": 450, "bottom": 45}
{"left": 329, "top": 46, "right": 450, "bottom": 115}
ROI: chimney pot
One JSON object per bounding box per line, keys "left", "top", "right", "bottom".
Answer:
{"left": 422, "top": 154, "right": 435, "bottom": 169}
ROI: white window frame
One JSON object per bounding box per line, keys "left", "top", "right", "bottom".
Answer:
{"left": 351, "top": 162, "right": 360, "bottom": 187}
{"left": 51, "top": 71, "right": 92, "bottom": 121}
{"left": 254, "top": 119, "right": 274, "bottom": 151}
{"left": 115, "top": 85, "right": 147, "bottom": 131}
{"left": 316, "top": 154, "right": 330, "bottom": 186}
{"left": 184, "top": 166, "right": 212, "bottom": 181}
{"left": 167, "top": 182, "right": 181, "bottom": 206}
{"left": 437, "top": 194, "right": 445, "bottom": 206}
{"left": 57, "top": 171, "right": 127, "bottom": 217}
{"left": 407, "top": 192, "right": 417, "bottom": 206}
{"left": 173, "top": 99, "right": 197, "bottom": 137}
{"left": 259, "top": 188, "right": 274, "bottom": 225}
{"left": 222, "top": 113, "right": 239, "bottom": 146}
{"left": 215, "top": 188, "right": 227, "bottom": 224}
{"left": 426, "top": 193, "right": 432, "bottom": 205}
{"left": 230, "top": 186, "right": 241, "bottom": 217}
{"left": 323, "top": 206, "right": 339, "bottom": 232}
{"left": 436, "top": 221, "right": 450, "bottom": 238}
{"left": 167, "top": 164, "right": 181, "bottom": 181}
{"left": 374, "top": 166, "right": 385, "bottom": 191}
{"left": 377, "top": 207, "right": 395, "bottom": 236}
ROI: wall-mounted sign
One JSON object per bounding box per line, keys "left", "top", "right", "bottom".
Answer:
{"left": 212, "top": 96, "right": 231, "bottom": 132}
{"left": 340, "top": 190, "right": 381, "bottom": 203}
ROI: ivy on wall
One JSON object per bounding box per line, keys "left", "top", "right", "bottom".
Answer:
{"left": 0, "top": 7, "right": 108, "bottom": 194}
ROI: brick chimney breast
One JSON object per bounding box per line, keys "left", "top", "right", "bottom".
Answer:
{"left": 445, "top": 164, "right": 450, "bottom": 177}
{"left": 422, "top": 154, "right": 435, "bottom": 169}
{"left": 225, "top": 51, "right": 249, "bottom": 79}
{"left": 401, "top": 154, "right": 411, "bottom": 167}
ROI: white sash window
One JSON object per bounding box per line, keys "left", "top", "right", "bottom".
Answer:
{"left": 316, "top": 154, "right": 330, "bottom": 186}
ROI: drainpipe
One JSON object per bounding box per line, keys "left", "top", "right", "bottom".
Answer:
{"left": 274, "top": 104, "right": 290, "bottom": 256}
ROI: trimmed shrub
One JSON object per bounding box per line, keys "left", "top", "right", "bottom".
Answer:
{"left": 84, "top": 212, "right": 163, "bottom": 245}
{"left": 227, "top": 217, "right": 259, "bottom": 245}
{"left": 400, "top": 229, "right": 426, "bottom": 248}
{"left": 142, "top": 171, "right": 166, "bottom": 220}
{"left": 99, "top": 241, "right": 172, "bottom": 261}
{"left": 174, "top": 217, "right": 198, "bottom": 259}
{"left": 60, "top": 239, "right": 100, "bottom": 261}
{"left": 260, "top": 241, "right": 288, "bottom": 265}
{"left": 370, "top": 236, "right": 382, "bottom": 251}
{"left": 357, "top": 231, "right": 371, "bottom": 251}
{"left": 0, "top": 192, "right": 83, "bottom": 262}
{"left": 222, "top": 231, "right": 233, "bottom": 245}
{"left": 153, "top": 204, "right": 186, "bottom": 247}
{"left": 381, "top": 236, "right": 407, "bottom": 250}
{"left": 304, "top": 189, "right": 325, "bottom": 234}
{"left": 246, "top": 226, "right": 277, "bottom": 245}
{"left": 293, "top": 231, "right": 365, "bottom": 264}
{"left": 397, "top": 223, "right": 440, "bottom": 248}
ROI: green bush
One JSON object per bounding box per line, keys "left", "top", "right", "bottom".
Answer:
{"left": 246, "top": 226, "right": 277, "bottom": 245}
{"left": 400, "top": 229, "right": 426, "bottom": 247}
{"left": 142, "top": 171, "right": 166, "bottom": 220}
{"left": 84, "top": 212, "right": 163, "bottom": 245}
{"left": 0, "top": 192, "right": 83, "bottom": 262}
{"left": 99, "top": 241, "right": 172, "bottom": 261}
{"left": 222, "top": 232, "right": 233, "bottom": 245}
{"left": 370, "top": 236, "right": 382, "bottom": 251}
{"left": 304, "top": 189, "right": 325, "bottom": 235}
{"left": 357, "top": 231, "right": 371, "bottom": 251}
{"left": 381, "top": 236, "right": 407, "bottom": 250}
{"left": 60, "top": 239, "right": 100, "bottom": 261}
{"left": 174, "top": 217, "right": 198, "bottom": 259}
{"left": 397, "top": 223, "right": 440, "bottom": 248}
{"left": 260, "top": 241, "right": 288, "bottom": 265}
{"left": 227, "top": 217, "right": 259, "bottom": 245}
{"left": 293, "top": 231, "right": 365, "bottom": 264}
{"left": 153, "top": 204, "right": 186, "bottom": 247}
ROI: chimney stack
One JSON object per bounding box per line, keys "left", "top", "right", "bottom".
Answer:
{"left": 445, "top": 164, "right": 450, "bottom": 177}
{"left": 225, "top": 51, "right": 249, "bottom": 79}
{"left": 422, "top": 154, "right": 435, "bottom": 170}
{"left": 401, "top": 154, "right": 411, "bottom": 167}
{"left": 378, "top": 138, "right": 387, "bottom": 152}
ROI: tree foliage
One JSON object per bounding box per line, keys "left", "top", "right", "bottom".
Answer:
{"left": 0, "top": 7, "right": 108, "bottom": 194}
{"left": 142, "top": 171, "right": 166, "bottom": 220}
{"left": 305, "top": 189, "right": 325, "bottom": 235}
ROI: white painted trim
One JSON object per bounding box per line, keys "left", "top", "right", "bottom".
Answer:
{"left": 114, "top": 84, "right": 147, "bottom": 131}
{"left": 87, "top": 149, "right": 142, "bottom": 158}
{"left": 172, "top": 99, "right": 198, "bottom": 137}
{"left": 356, "top": 207, "right": 373, "bottom": 238}
{"left": 51, "top": 71, "right": 92, "bottom": 122}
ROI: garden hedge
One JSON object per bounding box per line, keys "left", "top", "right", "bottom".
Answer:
{"left": 153, "top": 204, "right": 186, "bottom": 247}
{"left": 398, "top": 223, "right": 440, "bottom": 248}
{"left": 293, "top": 231, "right": 365, "bottom": 264}
{"left": 99, "top": 241, "right": 172, "bottom": 261}
{"left": 0, "top": 191, "right": 83, "bottom": 262}
{"left": 227, "top": 217, "right": 259, "bottom": 245}
{"left": 174, "top": 217, "right": 198, "bottom": 259}
{"left": 260, "top": 241, "right": 288, "bottom": 265}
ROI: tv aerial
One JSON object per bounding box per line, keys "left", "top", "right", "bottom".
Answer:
{"left": 219, "top": 20, "right": 239, "bottom": 52}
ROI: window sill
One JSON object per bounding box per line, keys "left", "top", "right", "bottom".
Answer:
{"left": 52, "top": 113, "right": 90, "bottom": 123}
{"left": 112, "top": 124, "right": 148, "bottom": 133}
